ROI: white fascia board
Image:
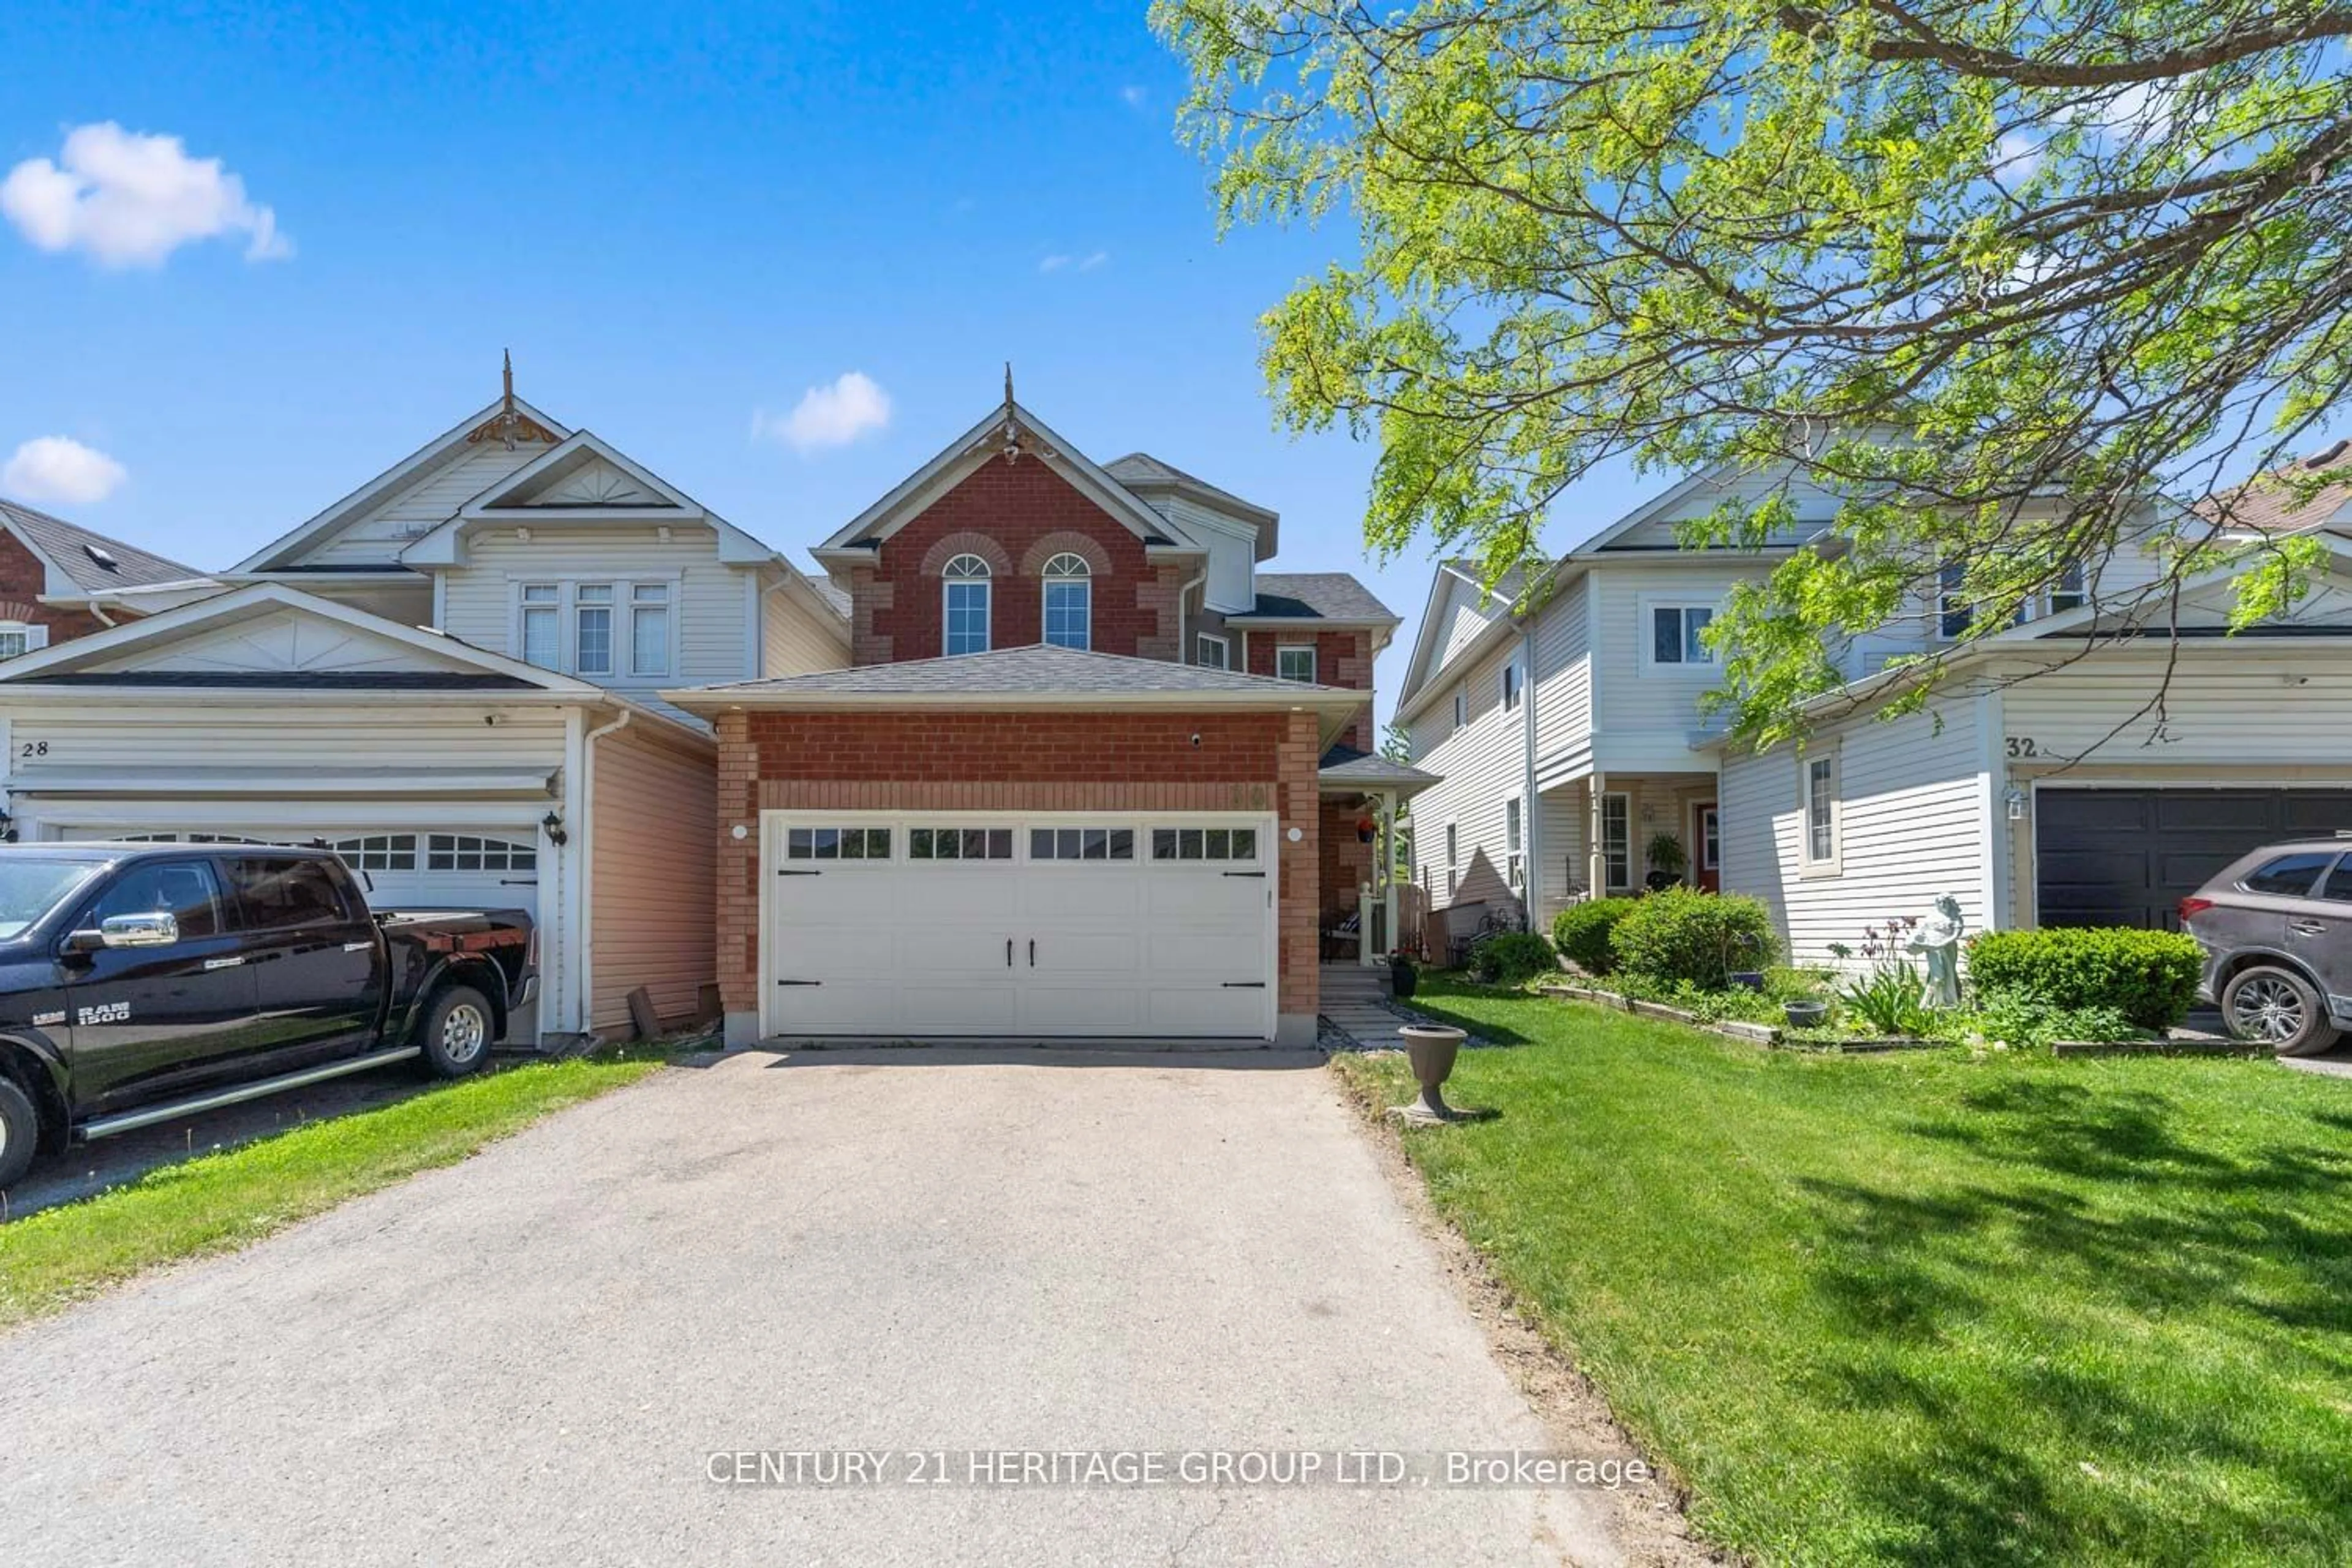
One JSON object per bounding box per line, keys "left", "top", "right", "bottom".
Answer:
{"left": 817, "top": 400, "right": 1197, "bottom": 552}
{"left": 233, "top": 396, "right": 573, "bottom": 571}
{"left": 453, "top": 430, "right": 706, "bottom": 519}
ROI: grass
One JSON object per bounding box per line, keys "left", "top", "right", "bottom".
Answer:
{"left": 1338, "top": 978, "right": 2352, "bottom": 1566}
{"left": 0, "top": 1052, "right": 665, "bottom": 1333}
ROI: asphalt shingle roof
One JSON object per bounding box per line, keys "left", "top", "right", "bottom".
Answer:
{"left": 688, "top": 642, "right": 1357, "bottom": 698}
{"left": 1229, "top": 572, "right": 1398, "bottom": 624}
{"left": 0, "top": 496, "right": 207, "bottom": 592}
{"left": 1103, "top": 452, "right": 1275, "bottom": 521}
{"left": 1317, "top": 743, "right": 1439, "bottom": 789}
{"left": 2197, "top": 453, "right": 2352, "bottom": 538}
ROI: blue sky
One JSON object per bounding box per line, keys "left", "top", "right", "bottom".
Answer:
{"left": 0, "top": 0, "right": 1659, "bottom": 721}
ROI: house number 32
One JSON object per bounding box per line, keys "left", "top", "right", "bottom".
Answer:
{"left": 2005, "top": 737, "right": 2040, "bottom": 758}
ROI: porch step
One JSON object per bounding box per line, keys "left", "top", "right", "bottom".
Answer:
{"left": 1319, "top": 965, "right": 1392, "bottom": 1002}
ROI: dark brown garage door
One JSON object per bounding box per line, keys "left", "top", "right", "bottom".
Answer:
{"left": 2035, "top": 788, "right": 2352, "bottom": 929}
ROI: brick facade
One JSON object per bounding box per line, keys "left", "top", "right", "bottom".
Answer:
{"left": 1245, "top": 628, "right": 1374, "bottom": 751}
{"left": 0, "top": 530, "right": 104, "bottom": 649}
{"left": 712, "top": 708, "right": 1324, "bottom": 1042}
{"left": 848, "top": 454, "right": 1189, "bottom": 663}
{"left": 1319, "top": 796, "right": 1376, "bottom": 926}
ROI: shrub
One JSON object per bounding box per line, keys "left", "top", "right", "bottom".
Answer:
{"left": 1468, "top": 930, "right": 1558, "bottom": 984}
{"left": 1553, "top": 899, "right": 1639, "bottom": 974}
{"left": 1959, "top": 992, "right": 2145, "bottom": 1050}
{"left": 1609, "top": 888, "right": 1781, "bottom": 990}
{"left": 1966, "top": 927, "right": 2203, "bottom": 1030}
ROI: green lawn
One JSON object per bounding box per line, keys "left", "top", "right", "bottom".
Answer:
{"left": 0, "top": 1053, "right": 665, "bottom": 1333}
{"left": 1338, "top": 980, "right": 2352, "bottom": 1566}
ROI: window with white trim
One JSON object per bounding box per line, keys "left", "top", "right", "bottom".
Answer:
{"left": 1600, "top": 793, "right": 1631, "bottom": 892}
{"left": 1149, "top": 826, "right": 1257, "bottom": 861}
{"left": 515, "top": 581, "right": 671, "bottom": 678}
{"left": 1501, "top": 657, "right": 1523, "bottom": 712}
{"left": 1033, "top": 826, "right": 1135, "bottom": 861}
{"left": 1452, "top": 687, "right": 1466, "bottom": 729}
{"left": 1506, "top": 797, "right": 1524, "bottom": 888}
{"left": 943, "top": 555, "right": 992, "bottom": 656}
{"left": 2047, "top": 562, "right": 2087, "bottom": 615}
{"left": 786, "top": 827, "right": 891, "bottom": 860}
{"left": 1801, "top": 753, "right": 1841, "bottom": 872}
{"left": 1938, "top": 562, "right": 1973, "bottom": 639}
{"left": 1649, "top": 603, "right": 1717, "bottom": 666}
{"left": 1275, "top": 644, "right": 1317, "bottom": 683}
{"left": 908, "top": 826, "right": 1012, "bottom": 861}
{"left": 331, "top": 834, "right": 418, "bottom": 872}
{"left": 1041, "top": 553, "right": 1091, "bottom": 650}
{"left": 0, "top": 622, "right": 50, "bottom": 662}
{"left": 426, "top": 834, "right": 537, "bottom": 873}
{"left": 1196, "top": 633, "right": 1229, "bottom": 669}
{"left": 1446, "top": 820, "right": 1460, "bottom": 898}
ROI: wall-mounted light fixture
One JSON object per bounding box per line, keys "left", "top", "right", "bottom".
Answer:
{"left": 2005, "top": 786, "right": 2027, "bottom": 821}
{"left": 543, "top": 810, "right": 568, "bottom": 846}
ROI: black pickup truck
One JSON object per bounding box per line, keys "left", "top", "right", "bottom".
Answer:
{"left": 0, "top": 843, "right": 535, "bottom": 1189}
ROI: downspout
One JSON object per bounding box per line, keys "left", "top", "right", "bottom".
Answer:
{"left": 1520, "top": 620, "right": 1540, "bottom": 925}
{"left": 1176, "top": 570, "right": 1205, "bottom": 662}
{"left": 578, "top": 707, "right": 633, "bottom": 1031}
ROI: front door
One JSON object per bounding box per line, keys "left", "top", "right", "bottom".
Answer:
{"left": 61, "top": 856, "right": 263, "bottom": 1115}
{"left": 222, "top": 856, "right": 383, "bottom": 1064}
{"left": 1695, "top": 804, "right": 1721, "bottom": 892}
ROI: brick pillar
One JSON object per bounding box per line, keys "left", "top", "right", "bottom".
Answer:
{"left": 715, "top": 710, "right": 762, "bottom": 1045}
{"left": 1276, "top": 711, "right": 1322, "bottom": 1043}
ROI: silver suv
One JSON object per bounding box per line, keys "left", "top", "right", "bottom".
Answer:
{"left": 2181, "top": 839, "right": 2352, "bottom": 1056}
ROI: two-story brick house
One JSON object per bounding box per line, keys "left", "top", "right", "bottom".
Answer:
{"left": 668, "top": 392, "right": 1420, "bottom": 1047}
{"left": 0, "top": 377, "right": 852, "bottom": 1042}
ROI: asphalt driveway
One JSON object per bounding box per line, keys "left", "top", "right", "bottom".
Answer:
{"left": 0, "top": 1048, "right": 1642, "bottom": 1566}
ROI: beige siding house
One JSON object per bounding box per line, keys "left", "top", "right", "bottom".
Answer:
{"left": 0, "top": 383, "right": 849, "bottom": 1041}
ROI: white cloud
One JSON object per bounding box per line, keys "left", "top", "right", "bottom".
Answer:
{"left": 1, "top": 122, "right": 291, "bottom": 269}
{"left": 2, "top": 435, "right": 128, "bottom": 505}
{"left": 1994, "top": 130, "right": 2041, "bottom": 181}
{"left": 1039, "top": 251, "right": 1109, "bottom": 274}
{"left": 1120, "top": 85, "right": 1148, "bottom": 108}
{"left": 753, "top": 372, "right": 892, "bottom": 454}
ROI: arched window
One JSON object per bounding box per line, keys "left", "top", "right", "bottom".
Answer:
{"left": 943, "top": 554, "right": 992, "bottom": 655}
{"left": 1041, "top": 552, "right": 1091, "bottom": 651}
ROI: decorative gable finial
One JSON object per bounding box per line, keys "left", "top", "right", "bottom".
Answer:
{"left": 1001, "top": 361, "right": 1022, "bottom": 463}
{"left": 466, "top": 348, "right": 560, "bottom": 449}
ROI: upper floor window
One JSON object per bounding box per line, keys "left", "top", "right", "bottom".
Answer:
{"left": 0, "top": 622, "right": 49, "bottom": 662}
{"left": 1938, "top": 563, "right": 1973, "bottom": 639}
{"left": 1275, "top": 644, "right": 1317, "bottom": 683}
{"left": 1649, "top": 604, "right": 1716, "bottom": 666}
{"left": 1453, "top": 687, "right": 1466, "bottom": 729}
{"left": 517, "top": 581, "right": 672, "bottom": 680}
{"left": 943, "top": 554, "right": 992, "bottom": 657}
{"left": 1502, "top": 657, "right": 1523, "bottom": 711}
{"left": 1196, "top": 633, "right": 1229, "bottom": 669}
{"left": 1041, "top": 553, "right": 1091, "bottom": 650}
{"left": 2048, "top": 562, "right": 2087, "bottom": 616}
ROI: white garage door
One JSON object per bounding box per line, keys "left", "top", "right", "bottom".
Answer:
{"left": 59, "top": 828, "right": 541, "bottom": 919}
{"left": 761, "top": 813, "right": 1277, "bottom": 1040}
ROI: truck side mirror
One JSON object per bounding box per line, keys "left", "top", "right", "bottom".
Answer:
{"left": 97, "top": 912, "right": 179, "bottom": 949}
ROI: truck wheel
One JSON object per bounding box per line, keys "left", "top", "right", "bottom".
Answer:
{"left": 0, "top": 1076, "right": 40, "bottom": 1189}
{"left": 2221, "top": 965, "right": 2342, "bottom": 1058}
{"left": 417, "top": 985, "right": 496, "bottom": 1079}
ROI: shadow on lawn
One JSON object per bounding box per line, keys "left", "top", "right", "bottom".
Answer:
{"left": 1787, "top": 1075, "right": 2352, "bottom": 1561}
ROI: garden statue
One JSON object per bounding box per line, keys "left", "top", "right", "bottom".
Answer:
{"left": 1905, "top": 894, "right": 1967, "bottom": 1009}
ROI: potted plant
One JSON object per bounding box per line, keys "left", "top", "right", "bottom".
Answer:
{"left": 1387, "top": 950, "right": 1418, "bottom": 1000}
{"left": 1644, "top": 832, "right": 1687, "bottom": 892}
{"left": 1784, "top": 997, "right": 1830, "bottom": 1029}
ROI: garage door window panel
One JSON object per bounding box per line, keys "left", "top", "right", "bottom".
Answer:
{"left": 427, "top": 835, "right": 537, "bottom": 873}
{"left": 1151, "top": 826, "right": 1258, "bottom": 862}
{"left": 908, "top": 827, "right": 1013, "bottom": 861}
{"left": 332, "top": 834, "right": 418, "bottom": 872}
{"left": 1032, "top": 827, "right": 1134, "bottom": 861}
{"left": 786, "top": 827, "right": 892, "bottom": 861}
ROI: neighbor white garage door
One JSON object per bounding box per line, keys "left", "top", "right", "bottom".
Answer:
{"left": 59, "top": 828, "right": 541, "bottom": 918}
{"left": 761, "top": 813, "right": 1278, "bottom": 1040}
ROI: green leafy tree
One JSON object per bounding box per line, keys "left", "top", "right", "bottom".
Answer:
{"left": 1156, "top": 0, "right": 2347, "bottom": 746}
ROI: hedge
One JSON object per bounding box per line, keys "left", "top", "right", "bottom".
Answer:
{"left": 1608, "top": 888, "right": 1781, "bottom": 990}
{"left": 1553, "top": 899, "right": 1639, "bottom": 974}
{"left": 1468, "top": 930, "right": 1559, "bottom": 984}
{"left": 1966, "top": 927, "right": 2204, "bottom": 1030}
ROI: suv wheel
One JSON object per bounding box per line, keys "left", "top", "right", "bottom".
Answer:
{"left": 2220, "top": 965, "right": 2342, "bottom": 1058}
{"left": 417, "top": 985, "right": 496, "bottom": 1079}
{"left": 0, "top": 1076, "right": 41, "bottom": 1189}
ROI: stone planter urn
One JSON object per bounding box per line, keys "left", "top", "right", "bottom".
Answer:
{"left": 1395, "top": 1025, "right": 1468, "bottom": 1121}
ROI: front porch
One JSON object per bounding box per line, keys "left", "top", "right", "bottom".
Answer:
{"left": 1317, "top": 744, "right": 1440, "bottom": 965}
{"left": 1532, "top": 771, "right": 1722, "bottom": 923}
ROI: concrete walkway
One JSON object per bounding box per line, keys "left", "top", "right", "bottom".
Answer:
{"left": 0, "top": 1049, "right": 1633, "bottom": 1567}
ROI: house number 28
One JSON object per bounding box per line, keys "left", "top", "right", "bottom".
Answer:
{"left": 17, "top": 741, "right": 47, "bottom": 758}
